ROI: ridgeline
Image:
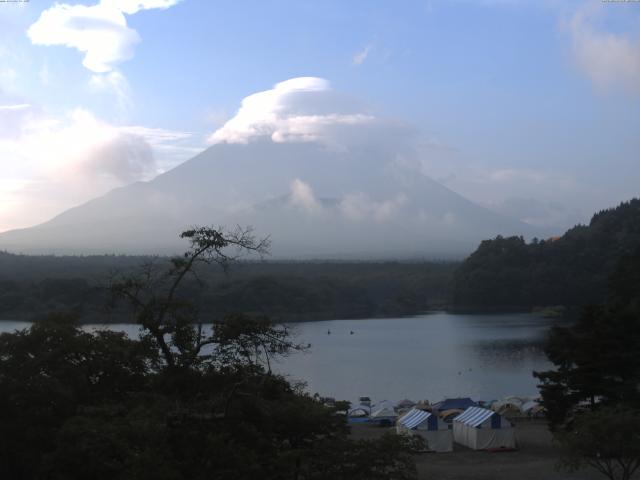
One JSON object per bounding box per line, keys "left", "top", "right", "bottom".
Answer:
{"left": 452, "top": 199, "right": 640, "bottom": 311}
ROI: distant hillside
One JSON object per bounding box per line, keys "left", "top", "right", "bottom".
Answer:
{"left": 453, "top": 199, "right": 640, "bottom": 309}
{"left": 0, "top": 253, "right": 455, "bottom": 322}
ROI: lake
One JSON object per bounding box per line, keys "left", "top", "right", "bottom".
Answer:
{"left": 0, "top": 312, "right": 556, "bottom": 405}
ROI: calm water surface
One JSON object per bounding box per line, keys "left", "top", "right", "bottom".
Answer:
{"left": 0, "top": 313, "right": 556, "bottom": 404}
{"left": 274, "top": 313, "right": 555, "bottom": 404}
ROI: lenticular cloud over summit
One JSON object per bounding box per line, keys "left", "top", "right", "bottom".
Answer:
{"left": 209, "top": 77, "right": 384, "bottom": 147}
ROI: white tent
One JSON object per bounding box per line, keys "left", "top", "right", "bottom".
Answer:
{"left": 371, "top": 406, "right": 397, "bottom": 425}
{"left": 396, "top": 408, "right": 453, "bottom": 452}
{"left": 453, "top": 406, "right": 515, "bottom": 450}
{"left": 521, "top": 400, "right": 545, "bottom": 417}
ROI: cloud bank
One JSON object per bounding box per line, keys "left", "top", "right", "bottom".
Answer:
{"left": 0, "top": 103, "right": 193, "bottom": 232}
{"left": 340, "top": 192, "right": 408, "bottom": 222}
{"left": 569, "top": 5, "right": 640, "bottom": 95}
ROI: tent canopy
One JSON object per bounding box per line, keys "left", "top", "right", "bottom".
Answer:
{"left": 371, "top": 407, "right": 397, "bottom": 419}
{"left": 433, "top": 397, "right": 477, "bottom": 411}
{"left": 348, "top": 407, "right": 369, "bottom": 417}
{"left": 397, "top": 408, "right": 440, "bottom": 431}
{"left": 397, "top": 408, "right": 453, "bottom": 452}
{"left": 453, "top": 406, "right": 515, "bottom": 450}
{"left": 397, "top": 399, "right": 415, "bottom": 408}
{"left": 453, "top": 406, "right": 512, "bottom": 428}
{"left": 439, "top": 408, "right": 464, "bottom": 422}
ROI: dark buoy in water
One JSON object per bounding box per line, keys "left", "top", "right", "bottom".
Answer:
{"left": 327, "top": 330, "right": 331, "bottom": 335}
{"left": 350, "top": 331, "right": 354, "bottom": 335}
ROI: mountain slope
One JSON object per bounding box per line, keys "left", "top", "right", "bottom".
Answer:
{"left": 453, "top": 198, "right": 640, "bottom": 307}
{"left": 0, "top": 141, "right": 540, "bottom": 258}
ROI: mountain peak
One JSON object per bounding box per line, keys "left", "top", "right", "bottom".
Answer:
{"left": 0, "top": 142, "right": 539, "bottom": 258}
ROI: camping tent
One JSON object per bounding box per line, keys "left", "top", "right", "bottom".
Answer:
{"left": 521, "top": 400, "right": 545, "bottom": 417}
{"left": 439, "top": 408, "right": 464, "bottom": 423}
{"left": 347, "top": 407, "right": 370, "bottom": 424}
{"left": 453, "top": 406, "right": 515, "bottom": 450}
{"left": 371, "top": 407, "right": 397, "bottom": 426}
{"left": 396, "top": 399, "right": 416, "bottom": 410}
{"left": 492, "top": 396, "right": 529, "bottom": 417}
{"left": 396, "top": 408, "right": 453, "bottom": 452}
{"left": 433, "top": 397, "right": 477, "bottom": 411}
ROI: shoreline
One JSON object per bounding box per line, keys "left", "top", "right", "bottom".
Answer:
{"left": 0, "top": 306, "right": 568, "bottom": 325}
{"left": 0, "top": 307, "right": 556, "bottom": 325}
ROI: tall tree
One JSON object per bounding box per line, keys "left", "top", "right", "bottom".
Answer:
{"left": 0, "top": 227, "right": 421, "bottom": 480}
{"left": 535, "top": 250, "right": 640, "bottom": 480}
{"left": 556, "top": 406, "right": 640, "bottom": 480}
{"left": 109, "top": 226, "right": 270, "bottom": 369}
{"left": 534, "top": 250, "right": 640, "bottom": 428}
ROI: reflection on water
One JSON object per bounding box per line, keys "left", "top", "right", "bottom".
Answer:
{"left": 273, "top": 313, "right": 556, "bottom": 403}
{"left": 468, "top": 338, "right": 546, "bottom": 368}
{"left": 0, "top": 313, "right": 557, "bottom": 404}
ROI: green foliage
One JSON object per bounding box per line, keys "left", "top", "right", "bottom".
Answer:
{"left": 298, "top": 433, "right": 423, "bottom": 480}
{"left": 535, "top": 305, "right": 640, "bottom": 427}
{"left": 454, "top": 199, "right": 640, "bottom": 308}
{"left": 534, "top": 238, "right": 640, "bottom": 480}
{"left": 556, "top": 406, "right": 640, "bottom": 480}
{"left": 0, "top": 253, "right": 455, "bottom": 322}
{"left": 534, "top": 246, "right": 640, "bottom": 427}
{"left": 0, "top": 227, "right": 420, "bottom": 479}
{"left": 0, "top": 313, "right": 157, "bottom": 479}
{"left": 0, "top": 312, "right": 419, "bottom": 479}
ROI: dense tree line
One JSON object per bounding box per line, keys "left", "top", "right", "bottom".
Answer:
{"left": 453, "top": 199, "right": 640, "bottom": 308}
{"left": 534, "top": 249, "right": 640, "bottom": 480}
{"left": 0, "top": 227, "right": 422, "bottom": 479}
{"left": 0, "top": 252, "right": 454, "bottom": 322}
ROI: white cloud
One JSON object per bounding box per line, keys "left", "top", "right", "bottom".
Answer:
{"left": 28, "top": 3, "right": 138, "bottom": 74}
{"left": 0, "top": 105, "right": 194, "bottom": 231}
{"left": 103, "top": 0, "right": 181, "bottom": 15}
{"left": 353, "top": 45, "right": 372, "bottom": 66}
{"left": 27, "top": 0, "right": 180, "bottom": 73}
{"left": 488, "top": 196, "right": 579, "bottom": 228}
{"left": 89, "top": 70, "right": 132, "bottom": 113}
{"left": 0, "top": 104, "right": 30, "bottom": 111}
{"left": 569, "top": 5, "right": 640, "bottom": 95}
{"left": 339, "top": 192, "right": 408, "bottom": 222}
{"left": 0, "top": 67, "right": 18, "bottom": 89}
{"left": 39, "top": 63, "right": 51, "bottom": 86}
{"left": 428, "top": 160, "right": 587, "bottom": 227}
{"left": 483, "top": 168, "right": 577, "bottom": 190}
{"left": 208, "top": 77, "right": 382, "bottom": 147}
{"left": 289, "top": 179, "right": 322, "bottom": 213}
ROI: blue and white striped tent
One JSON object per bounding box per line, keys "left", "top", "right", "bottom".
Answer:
{"left": 396, "top": 408, "right": 452, "bottom": 452}
{"left": 453, "top": 406, "right": 515, "bottom": 450}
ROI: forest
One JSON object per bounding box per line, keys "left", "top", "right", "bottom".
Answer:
{"left": 0, "top": 228, "right": 423, "bottom": 480}
{"left": 2, "top": 199, "right": 640, "bottom": 322}
{"left": 453, "top": 199, "right": 640, "bottom": 309}
{"left": 0, "top": 252, "right": 454, "bottom": 322}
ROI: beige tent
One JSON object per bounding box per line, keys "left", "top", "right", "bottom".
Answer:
{"left": 453, "top": 407, "right": 515, "bottom": 450}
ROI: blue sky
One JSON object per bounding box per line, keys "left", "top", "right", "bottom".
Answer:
{"left": 0, "top": 0, "right": 639, "bottom": 232}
